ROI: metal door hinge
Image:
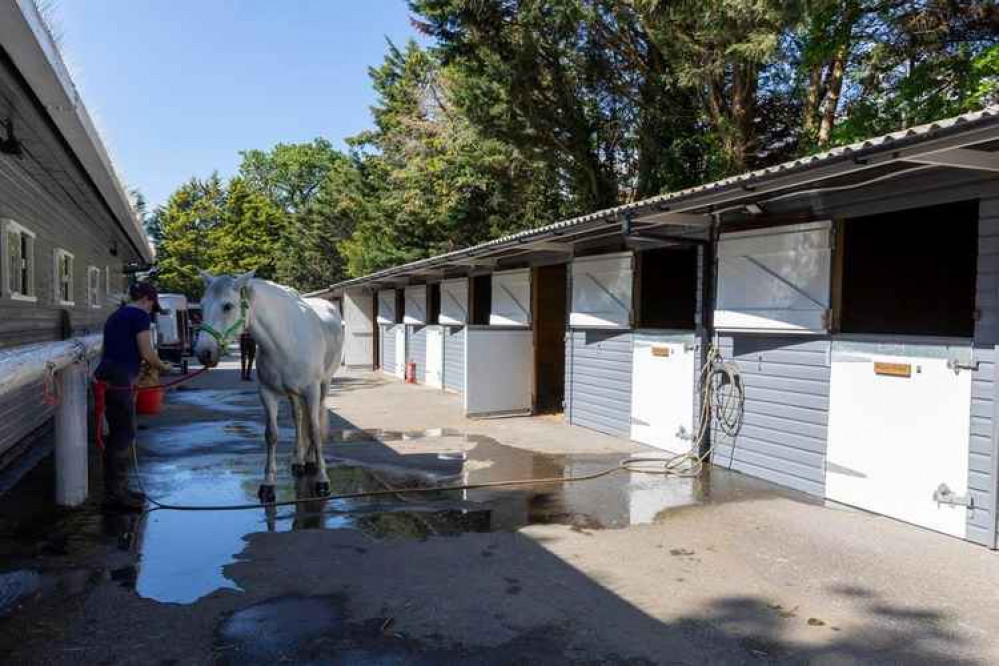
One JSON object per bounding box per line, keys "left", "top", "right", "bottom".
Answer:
{"left": 933, "top": 483, "right": 974, "bottom": 508}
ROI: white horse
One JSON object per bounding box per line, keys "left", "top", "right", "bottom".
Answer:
{"left": 193, "top": 270, "right": 344, "bottom": 502}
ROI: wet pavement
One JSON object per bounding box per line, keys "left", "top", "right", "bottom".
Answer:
{"left": 2, "top": 363, "right": 998, "bottom": 664}
{"left": 67, "top": 380, "right": 798, "bottom": 605}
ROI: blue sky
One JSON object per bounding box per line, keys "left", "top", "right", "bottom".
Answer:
{"left": 54, "top": 0, "right": 427, "bottom": 209}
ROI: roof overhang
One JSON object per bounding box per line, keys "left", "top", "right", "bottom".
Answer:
{"left": 0, "top": 0, "right": 153, "bottom": 262}
{"left": 310, "top": 106, "right": 999, "bottom": 299}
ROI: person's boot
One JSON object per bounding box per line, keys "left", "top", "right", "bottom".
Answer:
{"left": 103, "top": 450, "right": 146, "bottom": 512}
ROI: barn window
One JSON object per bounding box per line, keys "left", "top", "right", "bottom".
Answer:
{"left": 839, "top": 200, "right": 978, "bottom": 338}
{"left": 635, "top": 246, "right": 698, "bottom": 329}
{"left": 428, "top": 283, "right": 441, "bottom": 324}
{"left": 2, "top": 220, "right": 36, "bottom": 302}
{"left": 87, "top": 266, "right": 101, "bottom": 308}
{"left": 54, "top": 248, "right": 74, "bottom": 306}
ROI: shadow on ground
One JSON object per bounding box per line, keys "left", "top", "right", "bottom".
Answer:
{"left": 0, "top": 364, "right": 983, "bottom": 664}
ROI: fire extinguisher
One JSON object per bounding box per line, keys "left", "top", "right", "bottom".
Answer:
{"left": 406, "top": 362, "right": 417, "bottom": 384}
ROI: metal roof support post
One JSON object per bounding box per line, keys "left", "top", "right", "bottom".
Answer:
{"left": 54, "top": 361, "right": 88, "bottom": 506}
{"left": 697, "top": 214, "right": 722, "bottom": 461}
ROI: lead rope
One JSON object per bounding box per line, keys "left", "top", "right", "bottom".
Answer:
{"left": 130, "top": 346, "right": 744, "bottom": 512}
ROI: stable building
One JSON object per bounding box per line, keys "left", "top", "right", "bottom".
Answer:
{"left": 315, "top": 106, "right": 999, "bottom": 549}
{"left": 0, "top": 2, "right": 153, "bottom": 478}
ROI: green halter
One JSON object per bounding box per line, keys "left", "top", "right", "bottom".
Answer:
{"left": 196, "top": 289, "right": 250, "bottom": 350}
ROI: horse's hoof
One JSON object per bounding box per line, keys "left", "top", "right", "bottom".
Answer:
{"left": 291, "top": 463, "right": 306, "bottom": 477}
{"left": 314, "top": 481, "right": 330, "bottom": 497}
{"left": 304, "top": 462, "right": 318, "bottom": 476}
{"left": 258, "top": 485, "right": 276, "bottom": 504}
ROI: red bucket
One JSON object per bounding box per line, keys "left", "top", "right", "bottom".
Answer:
{"left": 136, "top": 386, "right": 165, "bottom": 414}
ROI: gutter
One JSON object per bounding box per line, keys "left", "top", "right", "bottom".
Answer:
{"left": 0, "top": 0, "right": 153, "bottom": 263}
{"left": 314, "top": 106, "right": 999, "bottom": 297}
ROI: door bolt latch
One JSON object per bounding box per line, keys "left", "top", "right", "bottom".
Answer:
{"left": 946, "top": 359, "right": 979, "bottom": 374}
{"left": 933, "top": 483, "right": 974, "bottom": 508}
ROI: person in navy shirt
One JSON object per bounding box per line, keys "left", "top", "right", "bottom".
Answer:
{"left": 95, "top": 282, "right": 171, "bottom": 510}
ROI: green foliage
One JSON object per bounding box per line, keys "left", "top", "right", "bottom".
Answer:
{"left": 149, "top": 1, "right": 997, "bottom": 292}
{"left": 209, "top": 177, "right": 287, "bottom": 278}
{"left": 341, "top": 40, "right": 570, "bottom": 276}
{"left": 152, "top": 175, "right": 226, "bottom": 298}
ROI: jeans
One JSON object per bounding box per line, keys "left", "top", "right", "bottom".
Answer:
{"left": 95, "top": 361, "right": 136, "bottom": 456}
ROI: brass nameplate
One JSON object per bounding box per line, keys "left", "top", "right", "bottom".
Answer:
{"left": 874, "top": 362, "right": 911, "bottom": 378}
{"left": 651, "top": 346, "right": 671, "bottom": 358}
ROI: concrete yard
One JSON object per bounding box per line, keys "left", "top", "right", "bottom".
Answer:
{"left": 2, "top": 359, "right": 999, "bottom": 665}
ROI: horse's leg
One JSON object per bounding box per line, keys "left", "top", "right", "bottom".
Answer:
{"left": 319, "top": 380, "right": 330, "bottom": 451}
{"left": 258, "top": 385, "right": 280, "bottom": 503}
{"left": 303, "top": 382, "right": 330, "bottom": 496}
{"left": 305, "top": 381, "right": 330, "bottom": 470}
{"left": 290, "top": 396, "right": 309, "bottom": 477}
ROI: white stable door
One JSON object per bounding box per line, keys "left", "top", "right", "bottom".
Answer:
{"left": 394, "top": 326, "right": 407, "bottom": 379}
{"left": 464, "top": 326, "right": 533, "bottom": 416}
{"left": 826, "top": 350, "right": 971, "bottom": 538}
{"left": 426, "top": 326, "right": 443, "bottom": 388}
{"left": 630, "top": 336, "right": 695, "bottom": 454}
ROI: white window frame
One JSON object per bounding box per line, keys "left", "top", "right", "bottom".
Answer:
{"left": 715, "top": 221, "right": 833, "bottom": 334}
{"left": 2, "top": 219, "right": 37, "bottom": 302}
{"left": 87, "top": 265, "right": 101, "bottom": 309}
{"left": 570, "top": 251, "right": 634, "bottom": 329}
{"left": 403, "top": 285, "right": 428, "bottom": 325}
{"left": 54, "top": 248, "right": 75, "bottom": 306}
{"left": 439, "top": 278, "right": 469, "bottom": 325}
{"left": 489, "top": 269, "right": 532, "bottom": 327}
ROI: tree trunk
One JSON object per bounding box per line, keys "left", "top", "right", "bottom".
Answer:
{"left": 729, "top": 63, "right": 758, "bottom": 171}
{"left": 818, "top": 46, "right": 847, "bottom": 146}
{"left": 803, "top": 65, "right": 825, "bottom": 137}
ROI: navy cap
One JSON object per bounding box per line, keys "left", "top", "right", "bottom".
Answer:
{"left": 129, "top": 281, "right": 163, "bottom": 314}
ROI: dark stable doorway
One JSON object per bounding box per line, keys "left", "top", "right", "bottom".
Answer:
{"left": 636, "top": 245, "right": 698, "bottom": 329}
{"left": 533, "top": 264, "right": 568, "bottom": 413}
{"left": 839, "top": 199, "right": 978, "bottom": 338}
{"left": 470, "top": 274, "right": 492, "bottom": 325}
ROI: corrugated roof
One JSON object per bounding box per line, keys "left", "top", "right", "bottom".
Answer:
{"left": 317, "top": 105, "right": 999, "bottom": 294}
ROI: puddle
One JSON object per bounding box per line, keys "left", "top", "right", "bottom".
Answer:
{"left": 1, "top": 394, "right": 805, "bottom": 610}
{"left": 122, "top": 422, "right": 795, "bottom": 605}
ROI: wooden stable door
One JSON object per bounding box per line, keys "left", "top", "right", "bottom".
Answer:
{"left": 533, "top": 264, "right": 568, "bottom": 413}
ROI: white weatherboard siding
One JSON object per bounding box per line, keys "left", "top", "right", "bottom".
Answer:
{"left": 566, "top": 330, "right": 633, "bottom": 437}
{"left": 343, "top": 289, "right": 374, "bottom": 368}
{"left": 826, "top": 344, "right": 972, "bottom": 539}
{"left": 407, "top": 325, "right": 427, "bottom": 383}
{"left": 711, "top": 335, "right": 831, "bottom": 497}
{"left": 444, "top": 326, "right": 465, "bottom": 393}
{"left": 464, "top": 327, "right": 533, "bottom": 416}
{"left": 395, "top": 326, "right": 406, "bottom": 379}
{"left": 439, "top": 278, "right": 469, "bottom": 326}
{"left": 969, "top": 196, "right": 999, "bottom": 547}
{"left": 630, "top": 332, "right": 696, "bottom": 454}
{"left": 404, "top": 286, "right": 427, "bottom": 325}
{"left": 380, "top": 324, "right": 396, "bottom": 375}
{"left": 377, "top": 290, "right": 396, "bottom": 325}
{"left": 570, "top": 252, "right": 633, "bottom": 329}
{"left": 716, "top": 221, "right": 832, "bottom": 334}
{"left": 490, "top": 269, "right": 531, "bottom": 327}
